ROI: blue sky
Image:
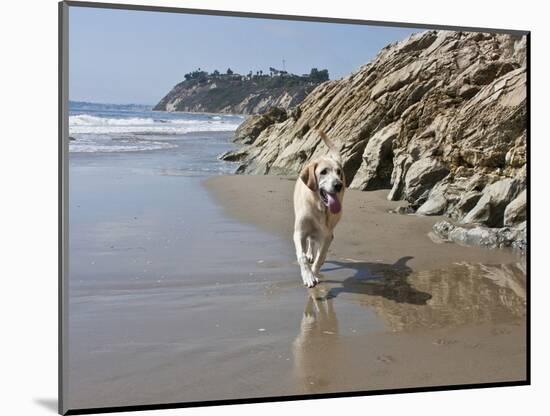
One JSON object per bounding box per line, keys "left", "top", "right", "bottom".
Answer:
{"left": 69, "top": 6, "right": 418, "bottom": 105}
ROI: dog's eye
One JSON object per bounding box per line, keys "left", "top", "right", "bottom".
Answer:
{"left": 336, "top": 168, "right": 341, "bottom": 176}
{"left": 320, "top": 169, "right": 328, "bottom": 175}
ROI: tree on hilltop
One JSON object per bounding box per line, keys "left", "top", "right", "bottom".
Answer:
{"left": 309, "top": 68, "right": 329, "bottom": 82}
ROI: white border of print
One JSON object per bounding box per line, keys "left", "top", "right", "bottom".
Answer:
{"left": 2, "top": 0, "right": 547, "bottom": 415}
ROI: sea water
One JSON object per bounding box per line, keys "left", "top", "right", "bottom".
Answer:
{"left": 69, "top": 101, "right": 244, "bottom": 174}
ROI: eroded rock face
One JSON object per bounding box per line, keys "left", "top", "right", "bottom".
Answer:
{"left": 224, "top": 30, "right": 527, "bottom": 247}
{"left": 232, "top": 107, "right": 288, "bottom": 145}
{"left": 504, "top": 189, "right": 527, "bottom": 226}
{"left": 461, "top": 178, "right": 521, "bottom": 227}
{"left": 403, "top": 158, "right": 450, "bottom": 207}
{"left": 417, "top": 180, "right": 449, "bottom": 215}
{"left": 350, "top": 122, "right": 400, "bottom": 190}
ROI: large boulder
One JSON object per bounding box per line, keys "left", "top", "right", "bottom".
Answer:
{"left": 417, "top": 180, "right": 449, "bottom": 216}
{"left": 448, "top": 190, "right": 483, "bottom": 220}
{"left": 462, "top": 178, "right": 521, "bottom": 227}
{"left": 504, "top": 189, "right": 527, "bottom": 226}
{"left": 349, "top": 122, "right": 400, "bottom": 190}
{"left": 387, "top": 153, "right": 413, "bottom": 201}
{"left": 403, "top": 158, "right": 450, "bottom": 207}
{"left": 432, "top": 220, "right": 526, "bottom": 250}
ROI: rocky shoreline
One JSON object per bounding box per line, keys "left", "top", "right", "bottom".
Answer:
{"left": 221, "top": 30, "right": 528, "bottom": 250}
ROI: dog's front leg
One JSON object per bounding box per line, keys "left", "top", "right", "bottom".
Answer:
{"left": 294, "top": 231, "right": 319, "bottom": 288}
{"left": 306, "top": 237, "right": 317, "bottom": 264}
{"left": 312, "top": 234, "right": 333, "bottom": 277}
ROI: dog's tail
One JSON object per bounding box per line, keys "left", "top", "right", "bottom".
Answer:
{"left": 317, "top": 129, "right": 341, "bottom": 160}
{"left": 317, "top": 130, "right": 336, "bottom": 151}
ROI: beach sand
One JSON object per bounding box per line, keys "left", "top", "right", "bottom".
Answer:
{"left": 67, "top": 147, "right": 526, "bottom": 411}
{"left": 204, "top": 175, "right": 527, "bottom": 391}
{"left": 204, "top": 175, "right": 524, "bottom": 270}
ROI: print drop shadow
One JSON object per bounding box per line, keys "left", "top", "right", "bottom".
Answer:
{"left": 320, "top": 256, "right": 432, "bottom": 305}
{"left": 33, "top": 398, "right": 58, "bottom": 413}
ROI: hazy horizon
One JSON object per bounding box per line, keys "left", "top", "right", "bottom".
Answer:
{"left": 69, "top": 6, "right": 418, "bottom": 105}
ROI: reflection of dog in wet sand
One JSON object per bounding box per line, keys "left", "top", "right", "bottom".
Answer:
{"left": 293, "top": 131, "right": 345, "bottom": 288}
{"left": 292, "top": 290, "right": 341, "bottom": 392}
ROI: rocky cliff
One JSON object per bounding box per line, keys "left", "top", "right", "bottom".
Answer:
{"left": 222, "top": 30, "right": 528, "bottom": 249}
{"left": 154, "top": 72, "right": 323, "bottom": 115}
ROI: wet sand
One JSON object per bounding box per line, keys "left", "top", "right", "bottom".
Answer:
{"left": 204, "top": 175, "right": 527, "bottom": 391}
{"left": 67, "top": 146, "right": 526, "bottom": 411}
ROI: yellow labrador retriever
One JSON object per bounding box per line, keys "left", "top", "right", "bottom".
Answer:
{"left": 293, "top": 131, "right": 345, "bottom": 288}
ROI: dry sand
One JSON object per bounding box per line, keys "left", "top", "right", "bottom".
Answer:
{"left": 204, "top": 175, "right": 523, "bottom": 269}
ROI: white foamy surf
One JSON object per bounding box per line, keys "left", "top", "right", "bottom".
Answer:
{"left": 69, "top": 135, "right": 179, "bottom": 153}
{"left": 69, "top": 114, "right": 241, "bottom": 135}
{"left": 68, "top": 102, "right": 243, "bottom": 153}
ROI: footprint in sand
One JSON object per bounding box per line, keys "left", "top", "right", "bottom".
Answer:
{"left": 376, "top": 354, "right": 395, "bottom": 364}
{"left": 491, "top": 327, "right": 512, "bottom": 336}
{"left": 433, "top": 338, "right": 458, "bottom": 346}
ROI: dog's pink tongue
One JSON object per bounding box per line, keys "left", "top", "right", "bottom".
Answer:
{"left": 326, "top": 193, "right": 341, "bottom": 214}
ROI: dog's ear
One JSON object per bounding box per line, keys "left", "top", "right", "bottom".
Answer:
{"left": 300, "top": 162, "right": 318, "bottom": 192}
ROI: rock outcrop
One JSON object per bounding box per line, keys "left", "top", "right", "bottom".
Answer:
{"left": 154, "top": 73, "right": 322, "bottom": 115}
{"left": 504, "top": 189, "right": 527, "bottom": 226}
{"left": 431, "top": 220, "right": 526, "bottom": 250}
{"left": 232, "top": 107, "right": 288, "bottom": 144}
{"left": 222, "top": 30, "right": 527, "bottom": 249}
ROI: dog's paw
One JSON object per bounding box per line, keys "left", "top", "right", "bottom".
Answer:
{"left": 302, "top": 272, "right": 319, "bottom": 288}
{"left": 303, "top": 314, "right": 316, "bottom": 325}
{"left": 311, "top": 266, "right": 323, "bottom": 279}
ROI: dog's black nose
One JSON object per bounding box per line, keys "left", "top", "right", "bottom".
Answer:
{"left": 333, "top": 182, "right": 343, "bottom": 193}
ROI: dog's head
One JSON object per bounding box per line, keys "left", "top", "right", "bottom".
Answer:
{"left": 300, "top": 131, "right": 345, "bottom": 214}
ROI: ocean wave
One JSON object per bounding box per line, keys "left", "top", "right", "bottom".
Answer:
{"left": 69, "top": 139, "right": 178, "bottom": 153}
{"left": 70, "top": 114, "right": 157, "bottom": 126}
{"left": 69, "top": 114, "right": 241, "bottom": 134}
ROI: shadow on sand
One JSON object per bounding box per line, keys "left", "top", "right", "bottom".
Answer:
{"left": 321, "top": 256, "right": 432, "bottom": 305}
